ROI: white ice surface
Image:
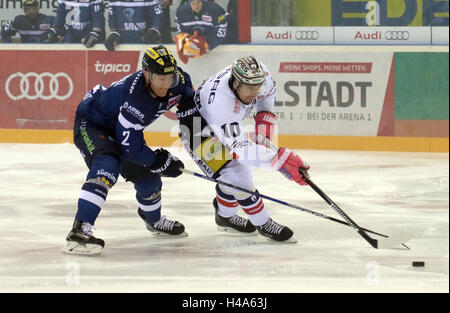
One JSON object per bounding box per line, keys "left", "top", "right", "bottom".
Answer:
{"left": 0, "top": 143, "right": 448, "bottom": 293}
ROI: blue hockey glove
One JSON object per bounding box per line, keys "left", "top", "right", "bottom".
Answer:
{"left": 83, "top": 30, "right": 101, "bottom": 48}
{"left": 41, "top": 27, "right": 58, "bottom": 43}
{"left": 142, "top": 27, "right": 161, "bottom": 44}
{"left": 105, "top": 31, "right": 120, "bottom": 51}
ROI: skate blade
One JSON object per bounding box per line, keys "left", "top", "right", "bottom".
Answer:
{"left": 263, "top": 236, "right": 298, "bottom": 244}
{"left": 149, "top": 230, "right": 189, "bottom": 238}
{"left": 62, "top": 241, "right": 103, "bottom": 255}
{"left": 217, "top": 225, "right": 258, "bottom": 236}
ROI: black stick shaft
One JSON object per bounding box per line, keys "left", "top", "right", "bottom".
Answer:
{"left": 301, "top": 175, "right": 379, "bottom": 249}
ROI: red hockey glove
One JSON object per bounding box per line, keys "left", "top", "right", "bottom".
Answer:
{"left": 255, "top": 111, "right": 277, "bottom": 142}
{"left": 174, "top": 32, "right": 191, "bottom": 64}
{"left": 271, "top": 148, "right": 310, "bottom": 186}
{"left": 183, "top": 31, "right": 209, "bottom": 58}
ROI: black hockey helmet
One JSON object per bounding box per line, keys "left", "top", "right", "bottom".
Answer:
{"left": 142, "top": 45, "right": 179, "bottom": 88}
{"left": 23, "top": 0, "right": 39, "bottom": 8}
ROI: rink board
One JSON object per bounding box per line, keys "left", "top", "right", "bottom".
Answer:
{"left": 0, "top": 44, "right": 448, "bottom": 152}
{"left": 0, "top": 128, "right": 448, "bottom": 153}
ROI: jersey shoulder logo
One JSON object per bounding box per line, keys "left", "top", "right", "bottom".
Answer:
{"left": 202, "top": 15, "right": 212, "bottom": 22}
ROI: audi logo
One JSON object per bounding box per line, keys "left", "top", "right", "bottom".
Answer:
{"left": 385, "top": 31, "right": 410, "bottom": 40}
{"left": 295, "top": 31, "right": 319, "bottom": 40}
{"left": 5, "top": 72, "right": 74, "bottom": 101}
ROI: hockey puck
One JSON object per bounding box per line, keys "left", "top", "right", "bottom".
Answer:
{"left": 412, "top": 261, "right": 425, "bottom": 267}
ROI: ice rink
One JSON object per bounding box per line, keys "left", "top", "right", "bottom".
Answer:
{"left": 0, "top": 143, "right": 448, "bottom": 293}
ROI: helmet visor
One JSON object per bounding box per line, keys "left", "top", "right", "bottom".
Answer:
{"left": 149, "top": 71, "right": 180, "bottom": 90}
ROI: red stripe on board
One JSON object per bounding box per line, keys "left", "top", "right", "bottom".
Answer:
{"left": 238, "top": 0, "right": 251, "bottom": 43}
{"left": 378, "top": 56, "right": 395, "bottom": 136}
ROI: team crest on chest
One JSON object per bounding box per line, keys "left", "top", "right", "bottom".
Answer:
{"left": 168, "top": 95, "right": 182, "bottom": 108}
{"left": 202, "top": 15, "right": 212, "bottom": 22}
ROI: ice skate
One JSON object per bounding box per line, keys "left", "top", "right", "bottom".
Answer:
{"left": 257, "top": 218, "right": 297, "bottom": 243}
{"left": 138, "top": 208, "right": 188, "bottom": 237}
{"left": 63, "top": 220, "right": 105, "bottom": 255}
{"left": 213, "top": 198, "right": 257, "bottom": 235}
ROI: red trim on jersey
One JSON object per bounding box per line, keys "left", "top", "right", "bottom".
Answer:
{"left": 217, "top": 196, "right": 239, "bottom": 208}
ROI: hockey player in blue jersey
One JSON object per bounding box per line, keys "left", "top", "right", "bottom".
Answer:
{"left": 104, "top": 0, "right": 164, "bottom": 51}
{"left": 1, "top": 0, "right": 56, "bottom": 43}
{"left": 64, "top": 45, "right": 193, "bottom": 255}
{"left": 174, "top": 0, "right": 228, "bottom": 64}
{"left": 51, "top": 0, "right": 105, "bottom": 48}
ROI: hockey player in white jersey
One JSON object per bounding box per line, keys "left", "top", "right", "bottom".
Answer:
{"left": 178, "top": 56, "right": 310, "bottom": 242}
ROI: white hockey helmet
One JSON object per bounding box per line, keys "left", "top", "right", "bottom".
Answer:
{"left": 231, "top": 56, "right": 266, "bottom": 86}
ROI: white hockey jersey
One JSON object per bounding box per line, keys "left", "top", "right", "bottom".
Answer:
{"left": 194, "top": 64, "right": 278, "bottom": 168}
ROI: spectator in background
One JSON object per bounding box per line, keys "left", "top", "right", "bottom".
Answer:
{"left": 174, "top": 0, "right": 227, "bottom": 64}
{"left": 226, "top": 0, "right": 238, "bottom": 43}
{"left": 159, "top": 0, "right": 174, "bottom": 44}
{"left": 104, "top": 0, "right": 164, "bottom": 51}
{"left": 1, "top": 0, "right": 57, "bottom": 43}
{"left": 51, "top": 0, "right": 105, "bottom": 48}
{"left": 179, "top": 0, "right": 216, "bottom": 4}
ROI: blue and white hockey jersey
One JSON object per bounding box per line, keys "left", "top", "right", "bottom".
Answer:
{"left": 76, "top": 68, "right": 194, "bottom": 166}
{"left": 1, "top": 13, "right": 55, "bottom": 43}
{"left": 175, "top": 0, "right": 228, "bottom": 50}
{"left": 108, "top": 0, "right": 164, "bottom": 43}
{"left": 54, "top": 0, "right": 105, "bottom": 42}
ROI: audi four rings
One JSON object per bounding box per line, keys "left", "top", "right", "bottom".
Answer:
{"left": 295, "top": 31, "right": 320, "bottom": 40}
{"left": 5, "top": 72, "right": 73, "bottom": 101}
{"left": 385, "top": 31, "right": 410, "bottom": 40}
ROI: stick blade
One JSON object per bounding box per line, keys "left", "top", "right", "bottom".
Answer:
{"left": 358, "top": 230, "right": 379, "bottom": 249}
{"left": 375, "top": 232, "right": 413, "bottom": 250}
{"left": 371, "top": 226, "right": 416, "bottom": 249}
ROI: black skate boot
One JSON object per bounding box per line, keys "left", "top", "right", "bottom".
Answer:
{"left": 213, "top": 198, "right": 257, "bottom": 234}
{"left": 63, "top": 220, "right": 105, "bottom": 255}
{"left": 138, "top": 208, "right": 188, "bottom": 237}
{"left": 257, "top": 218, "right": 297, "bottom": 243}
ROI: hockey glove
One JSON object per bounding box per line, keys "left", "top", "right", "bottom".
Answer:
{"left": 183, "top": 32, "right": 209, "bottom": 58}
{"left": 174, "top": 32, "right": 191, "bottom": 64}
{"left": 1, "top": 24, "right": 12, "bottom": 43}
{"left": 148, "top": 149, "right": 184, "bottom": 178}
{"left": 105, "top": 31, "right": 120, "bottom": 51}
{"left": 254, "top": 111, "right": 277, "bottom": 141}
{"left": 143, "top": 27, "right": 161, "bottom": 44}
{"left": 83, "top": 30, "right": 101, "bottom": 48}
{"left": 44, "top": 27, "right": 58, "bottom": 43}
{"left": 272, "top": 148, "right": 310, "bottom": 186}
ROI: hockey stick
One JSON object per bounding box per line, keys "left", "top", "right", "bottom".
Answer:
{"left": 301, "top": 173, "right": 379, "bottom": 248}
{"left": 254, "top": 134, "right": 410, "bottom": 249}
{"left": 181, "top": 168, "right": 393, "bottom": 239}
{"left": 299, "top": 173, "right": 410, "bottom": 250}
